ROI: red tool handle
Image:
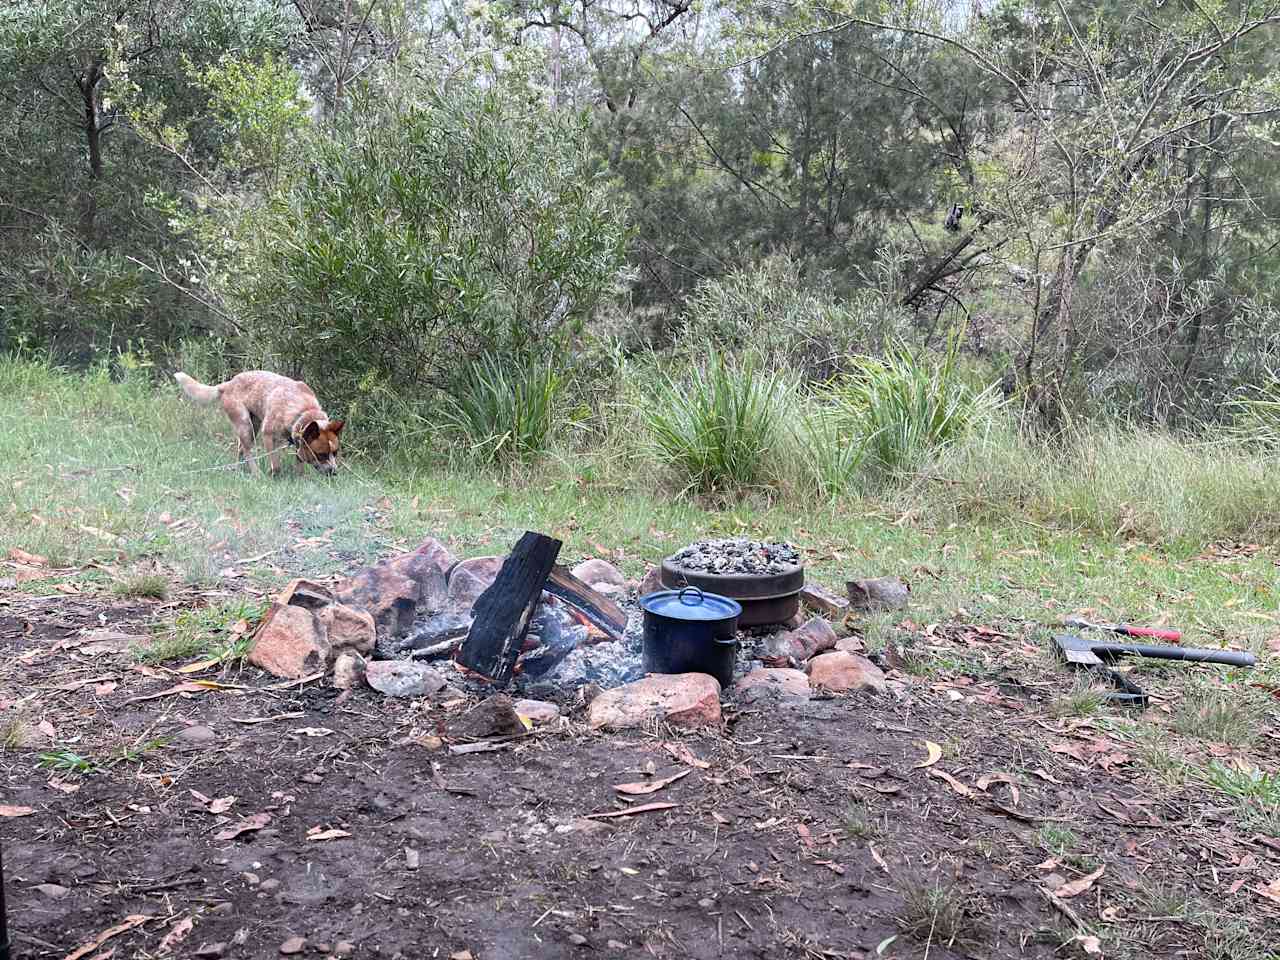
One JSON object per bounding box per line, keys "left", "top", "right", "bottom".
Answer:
{"left": 1117, "top": 625, "right": 1182, "bottom": 642}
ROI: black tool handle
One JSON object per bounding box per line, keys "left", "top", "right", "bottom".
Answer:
{"left": 1091, "top": 641, "right": 1256, "bottom": 667}
{"left": 1, "top": 837, "right": 9, "bottom": 960}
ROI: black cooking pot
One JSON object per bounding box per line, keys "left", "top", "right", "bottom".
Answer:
{"left": 640, "top": 587, "right": 741, "bottom": 689}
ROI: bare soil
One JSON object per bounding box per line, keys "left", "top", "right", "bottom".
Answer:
{"left": 2, "top": 593, "right": 1278, "bottom": 960}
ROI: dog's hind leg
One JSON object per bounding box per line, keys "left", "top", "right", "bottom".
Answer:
{"left": 223, "top": 402, "right": 260, "bottom": 474}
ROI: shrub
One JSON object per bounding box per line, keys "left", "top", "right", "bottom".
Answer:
{"left": 676, "top": 255, "right": 906, "bottom": 381}
{"left": 440, "top": 354, "right": 566, "bottom": 465}
{"left": 644, "top": 353, "right": 792, "bottom": 494}
{"left": 1228, "top": 379, "right": 1280, "bottom": 449}
{"left": 823, "top": 339, "right": 999, "bottom": 475}
{"left": 222, "top": 75, "right": 627, "bottom": 432}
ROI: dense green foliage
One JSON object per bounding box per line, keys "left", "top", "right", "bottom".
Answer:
{"left": 3, "top": 0, "right": 1280, "bottom": 464}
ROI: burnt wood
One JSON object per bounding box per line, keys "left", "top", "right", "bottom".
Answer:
{"left": 544, "top": 565, "right": 628, "bottom": 642}
{"left": 457, "top": 531, "right": 562, "bottom": 686}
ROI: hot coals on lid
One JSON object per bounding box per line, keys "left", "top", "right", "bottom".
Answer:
{"left": 660, "top": 538, "right": 804, "bottom": 627}
{"left": 668, "top": 538, "right": 801, "bottom": 576}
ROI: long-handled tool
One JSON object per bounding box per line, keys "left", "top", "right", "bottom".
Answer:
{"left": 1062, "top": 616, "right": 1182, "bottom": 642}
{"left": 1, "top": 838, "right": 10, "bottom": 960}
{"left": 1052, "top": 634, "right": 1255, "bottom": 668}
{"left": 1051, "top": 634, "right": 1256, "bottom": 709}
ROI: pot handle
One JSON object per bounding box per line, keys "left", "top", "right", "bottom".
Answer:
{"left": 678, "top": 586, "right": 705, "bottom": 606}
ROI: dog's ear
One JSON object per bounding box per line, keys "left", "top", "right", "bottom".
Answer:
{"left": 329, "top": 419, "right": 345, "bottom": 435}
{"left": 302, "top": 421, "right": 321, "bottom": 442}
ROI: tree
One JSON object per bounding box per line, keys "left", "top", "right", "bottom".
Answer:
{"left": 798, "top": 0, "right": 1280, "bottom": 424}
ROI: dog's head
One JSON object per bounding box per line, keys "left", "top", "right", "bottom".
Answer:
{"left": 296, "top": 419, "right": 345, "bottom": 475}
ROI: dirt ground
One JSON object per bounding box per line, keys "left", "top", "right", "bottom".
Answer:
{"left": 2, "top": 592, "right": 1278, "bottom": 960}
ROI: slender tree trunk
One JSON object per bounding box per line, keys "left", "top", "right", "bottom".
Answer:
{"left": 78, "top": 61, "right": 104, "bottom": 240}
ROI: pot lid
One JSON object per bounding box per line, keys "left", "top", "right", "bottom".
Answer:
{"left": 640, "top": 587, "right": 742, "bottom": 622}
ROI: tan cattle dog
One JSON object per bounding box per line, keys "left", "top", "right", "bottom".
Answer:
{"left": 174, "top": 371, "right": 344, "bottom": 476}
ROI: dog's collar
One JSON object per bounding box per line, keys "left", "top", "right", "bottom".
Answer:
{"left": 287, "top": 410, "right": 325, "bottom": 447}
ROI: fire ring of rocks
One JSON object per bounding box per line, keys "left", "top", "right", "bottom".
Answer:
{"left": 246, "top": 532, "right": 906, "bottom": 731}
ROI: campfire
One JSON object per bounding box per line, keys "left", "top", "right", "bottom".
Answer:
{"left": 246, "top": 530, "right": 899, "bottom": 723}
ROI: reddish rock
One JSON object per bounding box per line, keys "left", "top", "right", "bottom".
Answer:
{"left": 736, "top": 667, "right": 810, "bottom": 704}
{"left": 317, "top": 602, "right": 375, "bottom": 657}
{"left": 588, "top": 674, "right": 722, "bottom": 730}
{"left": 835, "top": 635, "right": 866, "bottom": 654}
{"left": 332, "top": 653, "right": 366, "bottom": 690}
{"left": 250, "top": 604, "right": 324, "bottom": 679}
{"left": 387, "top": 538, "right": 456, "bottom": 605}
{"left": 276, "top": 578, "right": 335, "bottom": 610}
{"left": 452, "top": 694, "right": 528, "bottom": 739}
{"left": 800, "top": 582, "right": 850, "bottom": 619}
{"left": 571, "top": 558, "right": 627, "bottom": 594}
{"left": 335, "top": 537, "right": 456, "bottom": 640}
{"left": 758, "top": 617, "right": 836, "bottom": 664}
{"left": 637, "top": 565, "right": 663, "bottom": 597}
{"left": 787, "top": 617, "right": 838, "bottom": 660}
{"left": 514, "top": 699, "right": 561, "bottom": 724}
{"left": 806, "top": 651, "right": 887, "bottom": 694}
{"left": 365, "top": 660, "right": 448, "bottom": 698}
{"left": 847, "top": 576, "right": 910, "bottom": 612}
{"left": 447, "top": 555, "right": 504, "bottom": 610}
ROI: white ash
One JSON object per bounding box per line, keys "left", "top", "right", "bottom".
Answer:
{"left": 669, "top": 538, "right": 801, "bottom": 576}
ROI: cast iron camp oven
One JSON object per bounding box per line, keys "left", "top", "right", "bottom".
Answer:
{"left": 659, "top": 538, "right": 805, "bottom": 627}
{"left": 640, "top": 587, "right": 741, "bottom": 689}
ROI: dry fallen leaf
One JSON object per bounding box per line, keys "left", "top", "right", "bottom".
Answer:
{"left": 306, "top": 827, "right": 352, "bottom": 842}
{"left": 1032, "top": 768, "right": 1064, "bottom": 785}
{"left": 976, "top": 772, "right": 1021, "bottom": 806}
{"left": 213, "top": 813, "right": 270, "bottom": 841}
{"left": 0, "top": 805, "right": 35, "bottom": 818}
{"left": 209, "top": 796, "right": 236, "bottom": 814}
{"left": 1079, "top": 935, "right": 1103, "bottom": 955}
{"left": 294, "top": 727, "right": 336, "bottom": 738}
{"left": 585, "top": 802, "right": 679, "bottom": 820}
{"left": 927, "top": 769, "right": 973, "bottom": 797}
{"left": 661, "top": 742, "right": 711, "bottom": 769}
{"left": 9, "top": 548, "right": 48, "bottom": 566}
{"left": 62, "top": 914, "right": 152, "bottom": 960}
{"left": 1256, "top": 877, "right": 1280, "bottom": 905}
{"left": 1053, "top": 865, "right": 1105, "bottom": 899}
{"left": 614, "top": 769, "right": 691, "bottom": 796}
{"left": 177, "top": 657, "right": 223, "bottom": 675}
{"left": 868, "top": 842, "right": 890, "bottom": 873}
{"left": 914, "top": 740, "right": 943, "bottom": 769}
{"left": 157, "top": 916, "right": 193, "bottom": 954}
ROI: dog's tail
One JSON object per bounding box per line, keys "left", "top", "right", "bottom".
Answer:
{"left": 174, "top": 372, "right": 222, "bottom": 405}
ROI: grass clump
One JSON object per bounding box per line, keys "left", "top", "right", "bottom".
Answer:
{"left": 113, "top": 572, "right": 170, "bottom": 600}
{"left": 896, "top": 880, "right": 971, "bottom": 945}
{"left": 440, "top": 354, "right": 566, "bottom": 465}
{"left": 1171, "top": 687, "right": 1267, "bottom": 747}
{"left": 843, "top": 802, "right": 876, "bottom": 840}
{"left": 823, "top": 339, "right": 998, "bottom": 477}
{"left": 1038, "top": 825, "right": 1079, "bottom": 857}
{"left": 135, "top": 599, "right": 263, "bottom": 664}
{"left": 644, "top": 352, "right": 792, "bottom": 494}
{"left": 1048, "top": 677, "right": 1108, "bottom": 719}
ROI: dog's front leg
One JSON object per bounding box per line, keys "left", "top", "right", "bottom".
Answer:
{"left": 264, "top": 434, "right": 284, "bottom": 476}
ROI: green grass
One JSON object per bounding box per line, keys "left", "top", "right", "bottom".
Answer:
{"left": 113, "top": 572, "right": 170, "bottom": 600}
{"left": 1048, "top": 677, "right": 1108, "bottom": 719}
{"left": 896, "top": 880, "right": 971, "bottom": 945}
{"left": 37, "top": 749, "right": 97, "bottom": 775}
{"left": 1171, "top": 686, "right": 1269, "bottom": 747}
{"left": 1, "top": 354, "right": 1277, "bottom": 681}
{"left": 137, "top": 599, "right": 265, "bottom": 663}
{"left": 643, "top": 352, "right": 793, "bottom": 495}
